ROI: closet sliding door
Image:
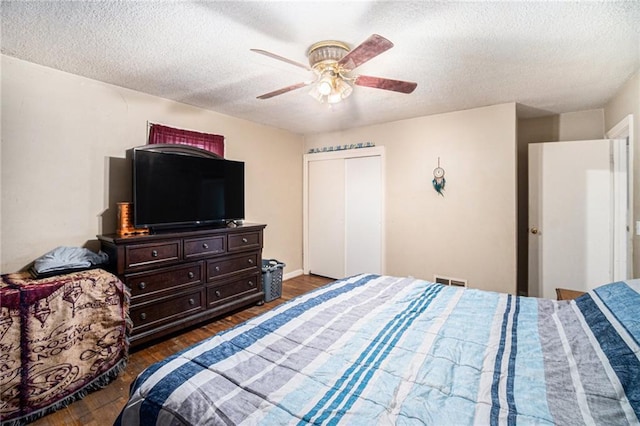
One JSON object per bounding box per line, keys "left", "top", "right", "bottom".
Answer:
{"left": 304, "top": 147, "right": 384, "bottom": 279}
{"left": 307, "top": 158, "right": 346, "bottom": 279}
{"left": 345, "top": 156, "right": 382, "bottom": 276}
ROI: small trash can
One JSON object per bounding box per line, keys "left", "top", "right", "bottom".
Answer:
{"left": 262, "top": 259, "right": 285, "bottom": 302}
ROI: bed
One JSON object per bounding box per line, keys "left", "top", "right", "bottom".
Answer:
{"left": 116, "top": 274, "right": 640, "bottom": 425}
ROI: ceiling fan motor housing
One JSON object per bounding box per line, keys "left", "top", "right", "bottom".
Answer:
{"left": 307, "top": 40, "right": 350, "bottom": 69}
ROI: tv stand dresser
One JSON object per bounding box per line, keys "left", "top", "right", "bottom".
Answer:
{"left": 98, "top": 223, "right": 266, "bottom": 348}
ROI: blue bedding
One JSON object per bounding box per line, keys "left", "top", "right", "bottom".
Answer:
{"left": 117, "top": 275, "right": 640, "bottom": 425}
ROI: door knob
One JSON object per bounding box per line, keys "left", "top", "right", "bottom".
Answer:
{"left": 530, "top": 226, "right": 539, "bottom": 235}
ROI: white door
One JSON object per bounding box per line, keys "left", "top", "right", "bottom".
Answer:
{"left": 528, "top": 139, "right": 627, "bottom": 299}
{"left": 308, "top": 158, "right": 345, "bottom": 279}
{"left": 345, "top": 156, "right": 382, "bottom": 276}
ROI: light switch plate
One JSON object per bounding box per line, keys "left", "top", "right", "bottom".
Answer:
{"left": 637, "top": 221, "right": 640, "bottom": 236}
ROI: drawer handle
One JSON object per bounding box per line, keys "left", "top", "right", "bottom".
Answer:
{"left": 248, "top": 281, "right": 255, "bottom": 287}
{"left": 188, "top": 271, "right": 195, "bottom": 279}
{"left": 242, "top": 237, "right": 248, "bottom": 243}
{"left": 248, "top": 258, "right": 254, "bottom": 264}
{"left": 203, "top": 243, "right": 209, "bottom": 249}
{"left": 139, "top": 282, "right": 146, "bottom": 290}
{"left": 215, "top": 290, "right": 221, "bottom": 298}
{"left": 151, "top": 250, "right": 158, "bottom": 257}
{"left": 188, "top": 298, "right": 195, "bottom": 306}
{"left": 215, "top": 266, "right": 220, "bottom": 272}
{"left": 140, "top": 312, "right": 147, "bottom": 320}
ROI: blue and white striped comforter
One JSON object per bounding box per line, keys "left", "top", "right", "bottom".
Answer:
{"left": 117, "top": 274, "right": 640, "bottom": 425}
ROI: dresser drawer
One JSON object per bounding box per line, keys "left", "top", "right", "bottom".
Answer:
{"left": 184, "top": 235, "right": 226, "bottom": 259}
{"left": 206, "top": 252, "right": 258, "bottom": 281}
{"left": 131, "top": 288, "right": 205, "bottom": 333}
{"left": 228, "top": 231, "right": 261, "bottom": 253}
{"left": 126, "top": 262, "right": 204, "bottom": 300}
{"left": 125, "top": 240, "right": 180, "bottom": 270}
{"left": 207, "top": 273, "right": 260, "bottom": 308}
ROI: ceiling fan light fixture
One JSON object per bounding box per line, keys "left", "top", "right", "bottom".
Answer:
{"left": 309, "top": 76, "right": 353, "bottom": 104}
{"left": 308, "top": 66, "right": 354, "bottom": 104}
{"left": 308, "top": 85, "right": 324, "bottom": 102}
{"left": 334, "top": 78, "right": 353, "bottom": 99}
{"left": 327, "top": 92, "right": 343, "bottom": 104}
{"left": 317, "top": 76, "right": 334, "bottom": 96}
{"left": 310, "top": 77, "right": 354, "bottom": 104}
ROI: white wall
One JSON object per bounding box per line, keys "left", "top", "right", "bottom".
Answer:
{"left": 1, "top": 55, "right": 304, "bottom": 274}
{"left": 304, "top": 103, "right": 518, "bottom": 294}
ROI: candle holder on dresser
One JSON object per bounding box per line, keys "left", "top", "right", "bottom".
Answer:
{"left": 117, "top": 202, "right": 149, "bottom": 237}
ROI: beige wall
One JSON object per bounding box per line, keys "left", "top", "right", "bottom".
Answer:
{"left": 604, "top": 70, "right": 640, "bottom": 277}
{"left": 1, "top": 55, "right": 304, "bottom": 274}
{"left": 304, "top": 103, "right": 518, "bottom": 294}
{"left": 518, "top": 109, "right": 605, "bottom": 144}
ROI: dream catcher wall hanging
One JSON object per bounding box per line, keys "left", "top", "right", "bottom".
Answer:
{"left": 432, "top": 158, "right": 445, "bottom": 196}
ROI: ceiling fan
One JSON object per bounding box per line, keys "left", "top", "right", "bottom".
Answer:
{"left": 251, "top": 34, "right": 417, "bottom": 104}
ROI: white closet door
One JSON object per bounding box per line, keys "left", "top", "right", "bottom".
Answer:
{"left": 308, "top": 159, "right": 345, "bottom": 279}
{"left": 345, "top": 156, "right": 382, "bottom": 276}
{"left": 304, "top": 147, "right": 385, "bottom": 279}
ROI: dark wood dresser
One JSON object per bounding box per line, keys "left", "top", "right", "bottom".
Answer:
{"left": 98, "top": 223, "right": 266, "bottom": 347}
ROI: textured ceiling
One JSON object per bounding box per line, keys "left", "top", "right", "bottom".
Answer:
{"left": 2, "top": 1, "right": 639, "bottom": 135}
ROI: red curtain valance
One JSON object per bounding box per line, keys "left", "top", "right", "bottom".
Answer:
{"left": 148, "top": 124, "right": 224, "bottom": 157}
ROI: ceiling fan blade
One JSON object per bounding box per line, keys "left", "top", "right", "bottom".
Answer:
{"left": 355, "top": 75, "right": 417, "bottom": 94}
{"left": 256, "top": 82, "right": 310, "bottom": 99}
{"left": 338, "top": 34, "right": 394, "bottom": 71}
{"left": 250, "top": 48, "right": 310, "bottom": 71}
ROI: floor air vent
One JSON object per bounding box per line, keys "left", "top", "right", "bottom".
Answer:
{"left": 434, "top": 275, "right": 468, "bottom": 287}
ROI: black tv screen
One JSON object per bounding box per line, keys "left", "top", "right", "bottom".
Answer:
{"left": 133, "top": 148, "right": 244, "bottom": 230}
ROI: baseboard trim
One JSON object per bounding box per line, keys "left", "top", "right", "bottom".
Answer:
{"left": 283, "top": 269, "right": 304, "bottom": 281}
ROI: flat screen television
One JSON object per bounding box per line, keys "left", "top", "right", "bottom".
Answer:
{"left": 132, "top": 145, "right": 244, "bottom": 231}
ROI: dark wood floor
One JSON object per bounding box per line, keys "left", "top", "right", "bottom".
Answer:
{"left": 30, "top": 274, "right": 332, "bottom": 426}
